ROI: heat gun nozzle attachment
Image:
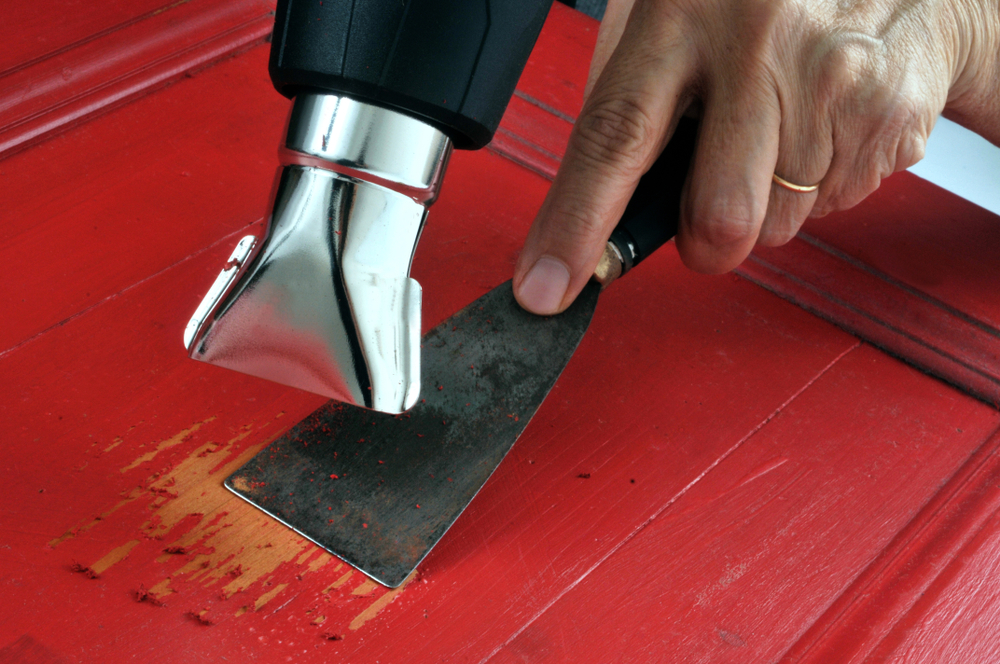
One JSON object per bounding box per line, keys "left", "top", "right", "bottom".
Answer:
{"left": 185, "top": 94, "right": 452, "bottom": 414}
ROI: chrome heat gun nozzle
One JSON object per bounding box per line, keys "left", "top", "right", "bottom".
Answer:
{"left": 184, "top": 94, "right": 452, "bottom": 414}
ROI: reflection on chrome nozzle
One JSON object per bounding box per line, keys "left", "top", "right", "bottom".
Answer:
{"left": 185, "top": 94, "right": 452, "bottom": 414}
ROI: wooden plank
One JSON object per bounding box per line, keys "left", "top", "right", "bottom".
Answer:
{"left": 510, "top": 2, "right": 595, "bottom": 122}
{"left": 2, "top": 0, "right": 172, "bottom": 74}
{"left": 0, "top": 0, "right": 275, "bottom": 159}
{"left": 0, "top": 44, "right": 288, "bottom": 355}
{"left": 488, "top": 2, "right": 595, "bottom": 179}
{"left": 783, "top": 428, "right": 1000, "bottom": 663}
{"left": 804, "top": 174, "right": 1000, "bottom": 330}
{"left": 868, "top": 506, "right": 1000, "bottom": 664}
{"left": 490, "top": 345, "right": 1000, "bottom": 663}
{"left": 737, "top": 231, "right": 1000, "bottom": 406}
{"left": 738, "top": 173, "right": 1000, "bottom": 406}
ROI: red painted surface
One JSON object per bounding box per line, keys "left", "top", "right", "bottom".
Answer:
{"left": 491, "top": 345, "right": 998, "bottom": 663}
{"left": 787, "top": 426, "right": 1000, "bottom": 663}
{"left": 738, "top": 173, "right": 1000, "bottom": 405}
{"left": 4, "top": 3, "right": 1000, "bottom": 663}
{"left": 0, "top": 46, "right": 288, "bottom": 354}
{"left": 0, "top": 0, "right": 275, "bottom": 158}
{"left": 2, "top": 0, "right": 172, "bottom": 73}
{"left": 490, "top": 3, "right": 594, "bottom": 178}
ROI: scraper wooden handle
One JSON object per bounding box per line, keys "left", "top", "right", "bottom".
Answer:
{"left": 607, "top": 116, "right": 699, "bottom": 274}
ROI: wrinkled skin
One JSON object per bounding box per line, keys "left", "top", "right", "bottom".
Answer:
{"left": 513, "top": 0, "right": 1000, "bottom": 315}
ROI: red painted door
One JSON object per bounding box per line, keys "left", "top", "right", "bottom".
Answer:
{"left": 3, "top": 3, "right": 1000, "bottom": 663}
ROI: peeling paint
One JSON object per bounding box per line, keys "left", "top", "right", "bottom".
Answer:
{"left": 254, "top": 582, "right": 289, "bottom": 611}
{"left": 91, "top": 540, "right": 139, "bottom": 575}
{"left": 349, "top": 572, "right": 416, "bottom": 631}
{"left": 120, "top": 418, "right": 216, "bottom": 472}
{"left": 48, "top": 408, "right": 421, "bottom": 638}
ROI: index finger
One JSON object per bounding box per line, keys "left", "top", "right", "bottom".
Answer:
{"left": 513, "top": 1, "right": 696, "bottom": 315}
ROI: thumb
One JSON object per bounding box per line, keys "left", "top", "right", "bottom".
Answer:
{"left": 513, "top": 5, "right": 694, "bottom": 315}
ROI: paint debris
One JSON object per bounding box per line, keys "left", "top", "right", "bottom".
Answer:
{"left": 135, "top": 584, "right": 166, "bottom": 606}
{"left": 186, "top": 610, "right": 214, "bottom": 626}
{"left": 322, "top": 632, "right": 344, "bottom": 641}
{"left": 69, "top": 562, "right": 99, "bottom": 579}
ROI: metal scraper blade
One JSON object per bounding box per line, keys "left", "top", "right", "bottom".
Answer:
{"left": 225, "top": 280, "right": 601, "bottom": 587}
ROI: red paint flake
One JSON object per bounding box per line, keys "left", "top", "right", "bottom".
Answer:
{"left": 329, "top": 474, "right": 339, "bottom": 480}
{"left": 186, "top": 611, "right": 214, "bottom": 626}
{"left": 229, "top": 564, "right": 243, "bottom": 578}
{"left": 416, "top": 504, "right": 420, "bottom": 509}
{"left": 204, "top": 511, "right": 230, "bottom": 528}
{"left": 70, "top": 562, "right": 99, "bottom": 579}
{"left": 437, "top": 386, "right": 443, "bottom": 391}
{"left": 577, "top": 473, "right": 591, "bottom": 479}
{"left": 322, "top": 632, "right": 344, "bottom": 641}
{"left": 362, "top": 523, "right": 368, "bottom": 528}
{"left": 447, "top": 477, "right": 453, "bottom": 482}
{"left": 135, "top": 584, "right": 167, "bottom": 606}
{"left": 197, "top": 444, "right": 223, "bottom": 457}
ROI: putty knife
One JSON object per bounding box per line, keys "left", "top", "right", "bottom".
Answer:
{"left": 225, "top": 118, "right": 698, "bottom": 587}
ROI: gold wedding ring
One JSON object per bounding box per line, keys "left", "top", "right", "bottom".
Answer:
{"left": 772, "top": 173, "right": 820, "bottom": 193}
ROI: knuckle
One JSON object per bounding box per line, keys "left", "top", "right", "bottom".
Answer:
{"left": 817, "top": 37, "right": 879, "bottom": 101}
{"left": 574, "top": 96, "right": 656, "bottom": 176}
{"left": 894, "top": 129, "right": 927, "bottom": 170}
{"left": 690, "top": 203, "right": 758, "bottom": 248}
{"left": 757, "top": 222, "right": 798, "bottom": 247}
{"left": 879, "top": 96, "right": 933, "bottom": 172}
{"left": 815, "top": 175, "right": 877, "bottom": 215}
{"left": 552, "top": 202, "right": 609, "bottom": 242}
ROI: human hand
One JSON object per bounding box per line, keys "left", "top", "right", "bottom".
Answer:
{"left": 513, "top": 0, "right": 999, "bottom": 314}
